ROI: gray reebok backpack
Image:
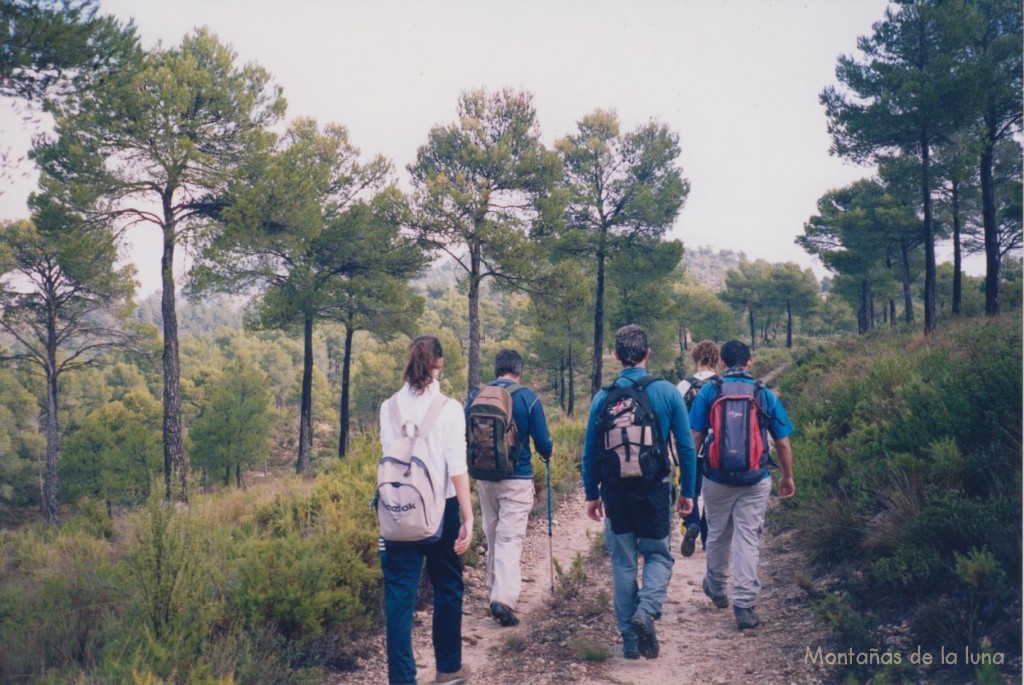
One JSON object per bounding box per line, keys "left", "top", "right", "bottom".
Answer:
{"left": 375, "top": 393, "right": 450, "bottom": 544}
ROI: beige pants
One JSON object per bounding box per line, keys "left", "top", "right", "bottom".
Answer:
{"left": 477, "top": 478, "right": 535, "bottom": 610}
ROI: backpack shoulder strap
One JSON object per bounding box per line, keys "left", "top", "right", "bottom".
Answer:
{"left": 504, "top": 382, "right": 526, "bottom": 396}
{"left": 387, "top": 395, "right": 404, "bottom": 437}
{"left": 637, "top": 375, "right": 661, "bottom": 390}
{"left": 417, "top": 394, "right": 450, "bottom": 439}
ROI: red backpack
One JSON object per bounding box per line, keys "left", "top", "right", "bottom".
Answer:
{"left": 704, "top": 376, "right": 770, "bottom": 485}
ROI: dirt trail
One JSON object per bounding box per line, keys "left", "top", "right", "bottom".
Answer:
{"left": 340, "top": 484, "right": 834, "bottom": 684}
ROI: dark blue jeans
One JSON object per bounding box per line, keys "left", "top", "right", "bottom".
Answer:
{"left": 682, "top": 457, "right": 708, "bottom": 548}
{"left": 381, "top": 497, "right": 464, "bottom": 685}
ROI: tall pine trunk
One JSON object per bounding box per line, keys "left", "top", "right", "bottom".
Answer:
{"left": 859, "top": 278, "right": 870, "bottom": 334}
{"left": 920, "top": 132, "right": 937, "bottom": 335}
{"left": 557, "top": 358, "right": 565, "bottom": 412}
{"left": 160, "top": 213, "right": 187, "bottom": 502}
{"left": 297, "top": 314, "right": 314, "bottom": 473}
{"left": 567, "top": 341, "right": 575, "bottom": 417}
{"left": 590, "top": 247, "right": 606, "bottom": 396}
{"left": 785, "top": 300, "right": 793, "bottom": 348}
{"left": 980, "top": 139, "right": 1000, "bottom": 316}
{"left": 338, "top": 326, "right": 355, "bottom": 458}
{"left": 43, "top": 309, "right": 60, "bottom": 524}
{"left": 901, "top": 239, "right": 914, "bottom": 323}
{"left": 748, "top": 308, "right": 756, "bottom": 349}
{"left": 467, "top": 246, "right": 482, "bottom": 395}
{"left": 951, "top": 179, "right": 963, "bottom": 316}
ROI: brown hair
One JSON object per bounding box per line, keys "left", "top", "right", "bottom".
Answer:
{"left": 615, "top": 325, "right": 649, "bottom": 367}
{"left": 404, "top": 335, "right": 443, "bottom": 394}
{"left": 691, "top": 340, "right": 720, "bottom": 370}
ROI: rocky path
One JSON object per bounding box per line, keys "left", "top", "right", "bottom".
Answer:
{"left": 338, "top": 484, "right": 837, "bottom": 684}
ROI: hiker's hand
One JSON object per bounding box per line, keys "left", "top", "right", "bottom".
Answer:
{"left": 778, "top": 476, "right": 795, "bottom": 499}
{"left": 586, "top": 499, "right": 603, "bottom": 522}
{"left": 676, "top": 496, "right": 693, "bottom": 517}
{"left": 454, "top": 519, "right": 473, "bottom": 555}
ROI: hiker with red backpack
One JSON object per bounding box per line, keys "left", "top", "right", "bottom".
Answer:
{"left": 582, "top": 325, "right": 697, "bottom": 660}
{"left": 465, "top": 349, "right": 553, "bottom": 628}
{"left": 675, "top": 340, "right": 721, "bottom": 557}
{"left": 685, "top": 339, "right": 795, "bottom": 631}
{"left": 376, "top": 336, "right": 474, "bottom": 685}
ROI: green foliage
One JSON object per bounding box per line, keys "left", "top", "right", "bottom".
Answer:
{"left": 0, "top": 0, "right": 138, "bottom": 103}
{"left": 61, "top": 389, "right": 163, "bottom": 506}
{"left": 0, "top": 524, "right": 123, "bottom": 683}
{"left": 552, "top": 108, "right": 688, "bottom": 393}
{"left": 190, "top": 355, "right": 274, "bottom": 488}
{"left": 0, "top": 368, "right": 44, "bottom": 506}
{"left": 785, "top": 315, "right": 1022, "bottom": 668}
{"left": 812, "top": 592, "right": 876, "bottom": 654}
{"left": 552, "top": 551, "right": 588, "bottom": 605}
{"left": 410, "top": 87, "right": 560, "bottom": 393}
{"left": 674, "top": 277, "right": 738, "bottom": 344}
{"left": 572, "top": 637, "right": 610, "bottom": 662}
{"left": 127, "top": 492, "right": 210, "bottom": 641}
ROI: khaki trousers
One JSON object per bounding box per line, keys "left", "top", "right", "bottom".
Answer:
{"left": 477, "top": 478, "right": 535, "bottom": 610}
{"left": 702, "top": 477, "right": 772, "bottom": 609}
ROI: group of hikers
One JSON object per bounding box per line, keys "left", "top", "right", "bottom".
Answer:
{"left": 373, "top": 325, "right": 796, "bottom": 685}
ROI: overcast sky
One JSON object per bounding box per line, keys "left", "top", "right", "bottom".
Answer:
{"left": 6, "top": 0, "right": 979, "bottom": 298}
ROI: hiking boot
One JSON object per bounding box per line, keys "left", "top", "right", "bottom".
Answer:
{"left": 489, "top": 602, "right": 520, "bottom": 627}
{"left": 435, "top": 664, "right": 472, "bottom": 684}
{"left": 735, "top": 606, "right": 760, "bottom": 630}
{"left": 702, "top": 576, "right": 729, "bottom": 609}
{"left": 623, "top": 637, "right": 640, "bottom": 660}
{"left": 680, "top": 523, "right": 701, "bottom": 557}
{"left": 630, "top": 612, "right": 659, "bottom": 659}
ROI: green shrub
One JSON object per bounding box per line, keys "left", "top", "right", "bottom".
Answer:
{"left": 783, "top": 315, "right": 1021, "bottom": 671}
{"left": 572, "top": 637, "right": 610, "bottom": 662}
{"left": 552, "top": 551, "right": 588, "bottom": 605}
{"left": 0, "top": 527, "right": 122, "bottom": 682}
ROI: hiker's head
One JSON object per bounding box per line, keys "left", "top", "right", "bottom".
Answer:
{"left": 405, "top": 335, "right": 444, "bottom": 393}
{"left": 615, "top": 325, "right": 650, "bottom": 367}
{"left": 691, "top": 340, "right": 720, "bottom": 370}
{"left": 720, "top": 340, "right": 751, "bottom": 369}
{"left": 494, "top": 349, "right": 523, "bottom": 378}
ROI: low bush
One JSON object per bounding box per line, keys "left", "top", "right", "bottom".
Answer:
{"left": 782, "top": 315, "right": 1022, "bottom": 678}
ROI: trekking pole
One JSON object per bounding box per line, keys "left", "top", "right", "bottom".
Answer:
{"left": 546, "top": 454, "right": 554, "bottom": 596}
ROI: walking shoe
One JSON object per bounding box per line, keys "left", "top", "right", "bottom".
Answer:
{"left": 623, "top": 637, "right": 641, "bottom": 660}
{"left": 630, "top": 612, "right": 659, "bottom": 659}
{"left": 435, "top": 664, "right": 472, "bottom": 684}
{"left": 735, "top": 606, "right": 760, "bottom": 630}
{"left": 489, "top": 602, "right": 520, "bottom": 627}
{"left": 702, "top": 576, "right": 729, "bottom": 609}
{"left": 680, "top": 523, "right": 701, "bottom": 557}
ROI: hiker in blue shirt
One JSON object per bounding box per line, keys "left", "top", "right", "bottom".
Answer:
{"left": 465, "top": 349, "right": 553, "bottom": 628}
{"left": 687, "top": 339, "right": 795, "bottom": 631}
{"left": 582, "top": 325, "right": 697, "bottom": 660}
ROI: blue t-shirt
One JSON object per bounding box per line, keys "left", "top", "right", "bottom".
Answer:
{"left": 582, "top": 367, "right": 698, "bottom": 501}
{"left": 688, "top": 374, "right": 794, "bottom": 482}
{"left": 465, "top": 379, "right": 553, "bottom": 479}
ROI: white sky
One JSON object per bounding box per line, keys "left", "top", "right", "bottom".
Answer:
{"left": 0, "top": 0, "right": 984, "bottom": 297}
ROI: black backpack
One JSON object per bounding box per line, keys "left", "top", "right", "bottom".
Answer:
{"left": 597, "top": 376, "right": 670, "bottom": 487}
{"left": 682, "top": 375, "right": 716, "bottom": 410}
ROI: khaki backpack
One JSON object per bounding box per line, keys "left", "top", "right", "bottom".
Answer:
{"left": 375, "top": 393, "right": 450, "bottom": 544}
